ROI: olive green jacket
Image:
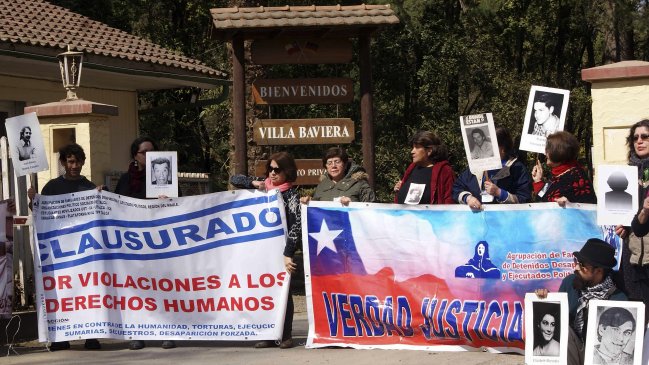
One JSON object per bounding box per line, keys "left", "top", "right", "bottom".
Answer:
{"left": 312, "top": 164, "right": 376, "bottom": 202}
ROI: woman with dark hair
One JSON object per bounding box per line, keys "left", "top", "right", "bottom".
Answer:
{"left": 394, "top": 131, "right": 456, "bottom": 204}
{"left": 618, "top": 119, "right": 649, "bottom": 321}
{"left": 454, "top": 241, "right": 500, "bottom": 279}
{"left": 250, "top": 152, "right": 301, "bottom": 349}
{"left": 532, "top": 302, "right": 560, "bottom": 357}
{"left": 114, "top": 137, "right": 175, "bottom": 350}
{"left": 531, "top": 131, "right": 596, "bottom": 205}
{"left": 594, "top": 307, "right": 635, "bottom": 364}
{"left": 453, "top": 127, "right": 531, "bottom": 209}
{"left": 301, "top": 147, "right": 375, "bottom": 205}
{"left": 115, "top": 136, "right": 159, "bottom": 199}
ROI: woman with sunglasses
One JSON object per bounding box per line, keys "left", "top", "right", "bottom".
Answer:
{"left": 301, "top": 147, "right": 375, "bottom": 205}
{"left": 531, "top": 131, "right": 596, "bottom": 205}
{"left": 620, "top": 119, "right": 649, "bottom": 321}
{"left": 248, "top": 152, "right": 301, "bottom": 349}
{"left": 115, "top": 136, "right": 176, "bottom": 350}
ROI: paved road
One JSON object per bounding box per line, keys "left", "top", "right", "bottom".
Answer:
{"left": 2, "top": 312, "right": 524, "bottom": 365}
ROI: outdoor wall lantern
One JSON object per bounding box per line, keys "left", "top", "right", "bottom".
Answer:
{"left": 57, "top": 45, "right": 83, "bottom": 101}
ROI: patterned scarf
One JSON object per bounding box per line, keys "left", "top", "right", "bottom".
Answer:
{"left": 263, "top": 178, "right": 292, "bottom": 193}
{"left": 573, "top": 275, "right": 616, "bottom": 339}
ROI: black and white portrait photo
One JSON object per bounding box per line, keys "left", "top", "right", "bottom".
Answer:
{"left": 145, "top": 151, "right": 179, "bottom": 198}
{"left": 597, "top": 165, "right": 638, "bottom": 226}
{"left": 151, "top": 157, "right": 172, "bottom": 185}
{"left": 584, "top": 300, "right": 645, "bottom": 365}
{"left": 519, "top": 86, "right": 570, "bottom": 154}
{"left": 532, "top": 301, "right": 561, "bottom": 357}
{"left": 4, "top": 112, "right": 49, "bottom": 176}
{"left": 17, "top": 126, "right": 35, "bottom": 161}
{"left": 528, "top": 92, "right": 564, "bottom": 137}
{"left": 525, "top": 293, "right": 568, "bottom": 365}
{"left": 459, "top": 113, "right": 501, "bottom": 174}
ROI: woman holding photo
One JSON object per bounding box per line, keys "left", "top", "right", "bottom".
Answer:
{"left": 394, "top": 131, "right": 455, "bottom": 205}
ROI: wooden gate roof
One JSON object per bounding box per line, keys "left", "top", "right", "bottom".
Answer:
{"left": 210, "top": 4, "right": 399, "bottom": 39}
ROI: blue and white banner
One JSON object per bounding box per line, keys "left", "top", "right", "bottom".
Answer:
{"left": 32, "top": 189, "right": 290, "bottom": 342}
{"left": 303, "top": 202, "right": 613, "bottom": 351}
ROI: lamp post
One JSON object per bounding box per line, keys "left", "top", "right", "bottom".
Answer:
{"left": 57, "top": 45, "right": 83, "bottom": 101}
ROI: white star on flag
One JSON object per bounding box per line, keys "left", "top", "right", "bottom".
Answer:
{"left": 309, "top": 219, "right": 343, "bottom": 255}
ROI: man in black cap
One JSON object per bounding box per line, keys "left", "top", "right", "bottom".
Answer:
{"left": 536, "top": 238, "right": 627, "bottom": 365}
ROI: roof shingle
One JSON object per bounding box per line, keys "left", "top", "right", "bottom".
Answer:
{"left": 210, "top": 4, "right": 399, "bottom": 38}
{"left": 0, "top": 0, "right": 226, "bottom": 78}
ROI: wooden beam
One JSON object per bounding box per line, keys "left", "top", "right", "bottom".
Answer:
{"left": 232, "top": 36, "right": 247, "bottom": 175}
{"left": 359, "top": 32, "right": 375, "bottom": 188}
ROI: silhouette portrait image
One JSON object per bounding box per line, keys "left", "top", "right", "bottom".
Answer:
{"left": 454, "top": 240, "right": 501, "bottom": 279}
{"left": 532, "top": 301, "right": 561, "bottom": 357}
{"left": 605, "top": 171, "right": 632, "bottom": 211}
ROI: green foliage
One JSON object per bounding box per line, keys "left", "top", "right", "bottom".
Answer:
{"left": 51, "top": 0, "right": 649, "bottom": 200}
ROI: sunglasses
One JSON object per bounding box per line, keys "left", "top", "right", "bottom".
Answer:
{"left": 634, "top": 133, "right": 649, "bottom": 142}
{"left": 267, "top": 166, "right": 283, "bottom": 174}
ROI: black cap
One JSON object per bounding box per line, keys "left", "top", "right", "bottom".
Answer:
{"left": 573, "top": 238, "right": 617, "bottom": 269}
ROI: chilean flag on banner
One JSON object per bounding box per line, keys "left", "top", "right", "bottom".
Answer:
{"left": 302, "top": 201, "right": 604, "bottom": 351}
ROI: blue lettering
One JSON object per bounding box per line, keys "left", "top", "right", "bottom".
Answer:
{"left": 444, "top": 299, "right": 461, "bottom": 339}
{"left": 397, "top": 296, "right": 414, "bottom": 336}
{"left": 51, "top": 239, "right": 75, "bottom": 259}
{"left": 124, "top": 231, "right": 143, "bottom": 250}
{"left": 143, "top": 230, "right": 171, "bottom": 249}
{"left": 78, "top": 233, "right": 102, "bottom": 254}
{"left": 460, "top": 300, "right": 479, "bottom": 342}
{"left": 205, "top": 217, "right": 234, "bottom": 238}
{"left": 381, "top": 297, "right": 402, "bottom": 336}
{"left": 337, "top": 294, "right": 355, "bottom": 336}
{"left": 172, "top": 225, "right": 203, "bottom": 245}
{"left": 420, "top": 297, "right": 433, "bottom": 340}
{"left": 322, "top": 292, "right": 339, "bottom": 336}
{"left": 474, "top": 301, "right": 486, "bottom": 340}
{"left": 233, "top": 212, "right": 255, "bottom": 232}
{"left": 349, "top": 295, "right": 371, "bottom": 336}
{"left": 507, "top": 302, "right": 524, "bottom": 342}
{"left": 102, "top": 230, "right": 122, "bottom": 249}
{"left": 482, "top": 301, "right": 501, "bottom": 341}
{"left": 258, "top": 208, "right": 282, "bottom": 227}
{"left": 365, "top": 296, "right": 384, "bottom": 336}
{"left": 432, "top": 299, "right": 447, "bottom": 338}
{"left": 39, "top": 242, "right": 49, "bottom": 261}
{"left": 499, "top": 302, "right": 510, "bottom": 341}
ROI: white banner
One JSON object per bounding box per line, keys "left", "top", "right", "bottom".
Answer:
{"left": 32, "top": 189, "right": 290, "bottom": 342}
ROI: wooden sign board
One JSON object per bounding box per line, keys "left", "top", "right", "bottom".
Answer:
{"left": 253, "top": 118, "right": 354, "bottom": 145}
{"left": 251, "top": 38, "right": 353, "bottom": 64}
{"left": 255, "top": 159, "right": 325, "bottom": 186}
{"left": 252, "top": 78, "right": 354, "bottom": 105}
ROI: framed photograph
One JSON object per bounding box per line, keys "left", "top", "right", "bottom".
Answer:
{"left": 4, "top": 112, "right": 49, "bottom": 176}
{"left": 459, "top": 113, "right": 501, "bottom": 174}
{"left": 519, "top": 86, "right": 570, "bottom": 154}
{"left": 525, "top": 292, "right": 569, "bottom": 365}
{"left": 145, "top": 151, "right": 178, "bottom": 198}
{"left": 597, "top": 165, "right": 638, "bottom": 226}
{"left": 584, "top": 300, "right": 645, "bottom": 365}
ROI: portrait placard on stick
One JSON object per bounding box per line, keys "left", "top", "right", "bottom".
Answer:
{"left": 460, "top": 113, "right": 501, "bottom": 174}
{"left": 584, "top": 300, "right": 645, "bottom": 365}
{"left": 145, "top": 151, "right": 178, "bottom": 198}
{"left": 597, "top": 165, "right": 638, "bottom": 226}
{"left": 519, "top": 86, "right": 570, "bottom": 154}
{"left": 4, "top": 112, "right": 49, "bottom": 176}
{"left": 524, "top": 292, "right": 569, "bottom": 365}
